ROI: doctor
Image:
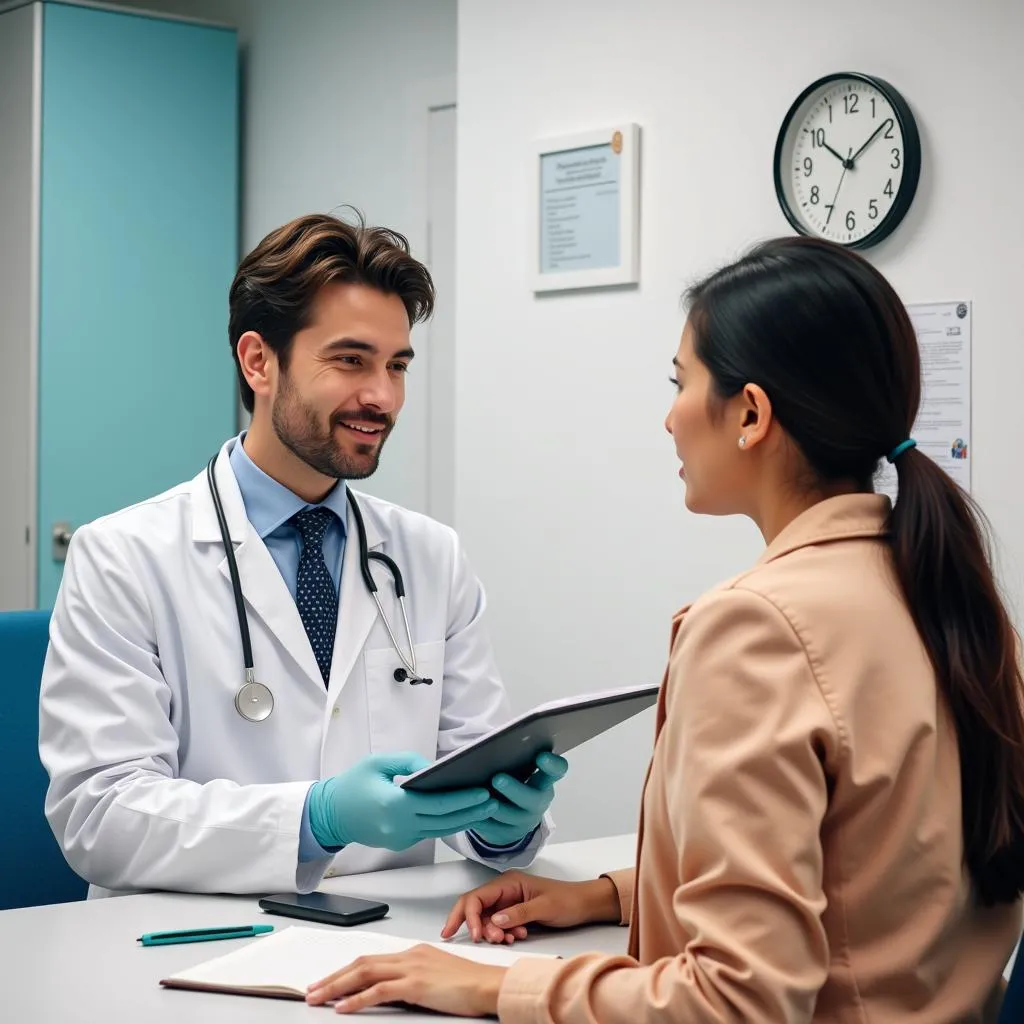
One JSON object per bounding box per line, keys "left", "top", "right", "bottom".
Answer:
{"left": 39, "top": 212, "right": 566, "bottom": 897}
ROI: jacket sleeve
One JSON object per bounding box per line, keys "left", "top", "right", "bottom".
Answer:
{"left": 603, "top": 868, "right": 636, "bottom": 925}
{"left": 497, "top": 587, "right": 834, "bottom": 1024}
{"left": 39, "top": 522, "right": 330, "bottom": 895}
{"left": 436, "top": 529, "right": 551, "bottom": 868}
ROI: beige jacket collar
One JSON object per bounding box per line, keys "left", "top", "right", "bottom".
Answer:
{"left": 757, "top": 492, "right": 891, "bottom": 567}
{"left": 668, "top": 493, "right": 891, "bottom": 634}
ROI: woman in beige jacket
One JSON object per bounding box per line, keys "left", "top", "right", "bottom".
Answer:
{"left": 308, "top": 239, "right": 1024, "bottom": 1021}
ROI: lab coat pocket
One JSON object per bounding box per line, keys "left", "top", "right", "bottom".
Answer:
{"left": 363, "top": 640, "right": 445, "bottom": 760}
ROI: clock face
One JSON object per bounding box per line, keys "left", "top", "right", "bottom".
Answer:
{"left": 774, "top": 74, "right": 921, "bottom": 249}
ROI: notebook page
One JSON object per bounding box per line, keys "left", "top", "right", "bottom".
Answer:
{"left": 164, "top": 926, "right": 551, "bottom": 996}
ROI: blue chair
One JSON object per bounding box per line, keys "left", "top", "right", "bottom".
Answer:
{"left": 1002, "top": 942, "right": 1024, "bottom": 1023}
{"left": 0, "top": 610, "right": 88, "bottom": 909}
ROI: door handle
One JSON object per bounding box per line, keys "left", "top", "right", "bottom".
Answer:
{"left": 52, "top": 521, "right": 75, "bottom": 562}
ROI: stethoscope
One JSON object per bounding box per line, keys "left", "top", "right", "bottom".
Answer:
{"left": 206, "top": 455, "right": 433, "bottom": 724}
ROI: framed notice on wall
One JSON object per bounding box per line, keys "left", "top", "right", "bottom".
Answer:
{"left": 532, "top": 124, "right": 641, "bottom": 293}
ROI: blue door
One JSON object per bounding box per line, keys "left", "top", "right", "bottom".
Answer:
{"left": 38, "top": 3, "right": 238, "bottom": 606}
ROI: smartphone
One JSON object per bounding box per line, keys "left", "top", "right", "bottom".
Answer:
{"left": 258, "top": 892, "right": 389, "bottom": 927}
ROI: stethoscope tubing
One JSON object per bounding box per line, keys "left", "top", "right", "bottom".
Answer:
{"left": 207, "top": 452, "right": 429, "bottom": 723}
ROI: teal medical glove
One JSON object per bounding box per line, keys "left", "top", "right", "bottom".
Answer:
{"left": 470, "top": 752, "right": 569, "bottom": 848}
{"left": 308, "top": 752, "right": 498, "bottom": 853}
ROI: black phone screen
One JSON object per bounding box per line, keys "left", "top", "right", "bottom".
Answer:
{"left": 258, "top": 892, "right": 389, "bottom": 927}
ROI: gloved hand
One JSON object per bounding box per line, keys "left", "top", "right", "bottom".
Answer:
{"left": 309, "top": 752, "right": 498, "bottom": 852}
{"left": 470, "top": 752, "right": 568, "bottom": 848}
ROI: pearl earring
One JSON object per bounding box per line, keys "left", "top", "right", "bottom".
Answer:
{"left": 738, "top": 436, "right": 747, "bottom": 449}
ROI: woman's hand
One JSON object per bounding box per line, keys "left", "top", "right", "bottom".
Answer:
{"left": 442, "top": 870, "right": 621, "bottom": 945}
{"left": 306, "top": 945, "right": 504, "bottom": 1017}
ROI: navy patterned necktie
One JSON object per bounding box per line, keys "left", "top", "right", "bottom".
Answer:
{"left": 292, "top": 507, "right": 338, "bottom": 686}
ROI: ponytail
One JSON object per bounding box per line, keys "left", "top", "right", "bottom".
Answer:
{"left": 890, "top": 447, "right": 1024, "bottom": 904}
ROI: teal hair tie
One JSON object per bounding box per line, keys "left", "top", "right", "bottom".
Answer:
{"left": 886, "top": 439, "right": 917, "bottom": 463}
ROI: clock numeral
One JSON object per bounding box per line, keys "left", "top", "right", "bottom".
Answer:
{"left": 844, "top": 93, "right": 859, "bottom": 115}
{"left": 846, "top": 210, "right": 856, "bottom": 231}
{"left": 871, "top": 97, "right": 876, "bottom": 118}
{"left": 869, "top": 199, "right": 879, "bottom": 220}
{"left": 883, "top": 178, "right": 894, "bottom": 198}
{"left": 803, "top": 156, "right": 813, "bottom": 177}
{"left": 825, "top": 101, "right": 833, "bottom": 123}
{"left": 825, "top": 204, "right": 835, "bottom": 225}
{"left": 884, "top": 121, "right": 895, "bottom": 140}
{"left": 891, "top": 148, "right": 901, "bottom": 169}
{"left": 810, "top": 185, "right": 820, "bottom": 205}
{"left": 810, "top": 128, "right": 826, "bottom": 148}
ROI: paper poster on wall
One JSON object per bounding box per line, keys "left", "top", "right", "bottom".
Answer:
{"left": 877, "top": 300, "right": 972, "bottom": 500}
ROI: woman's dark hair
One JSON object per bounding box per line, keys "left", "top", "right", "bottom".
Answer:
{"left": 686, "top": 236, "right": 1024, "bottom": 905}
{"left": 228, "top": 210, "right": 435, "bottom": 413}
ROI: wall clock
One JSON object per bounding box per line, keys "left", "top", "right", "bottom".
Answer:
{"left": 774, "top": 72, "right": 921, "bottom": 249}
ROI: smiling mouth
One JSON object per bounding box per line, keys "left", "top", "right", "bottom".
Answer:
{"left": 338, "top": 420, "right": 386, "bottom": 439}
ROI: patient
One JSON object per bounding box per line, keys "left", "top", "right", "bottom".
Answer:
{"left": 306, "top": 238, "right": 1024, "bottom": 1021}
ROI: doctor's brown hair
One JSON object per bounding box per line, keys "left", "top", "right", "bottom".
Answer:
{"left": 686, "top": 237, "right": 1024, "bottom": 906}
{"left": 228, "top": 211, "right": 435, "bottom": 413}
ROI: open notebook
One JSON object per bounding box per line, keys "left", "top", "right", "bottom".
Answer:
{"left": 160, "top": 925, "right": 555, "bottom": 1001}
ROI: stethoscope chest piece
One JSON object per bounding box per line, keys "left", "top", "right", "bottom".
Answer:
{"left": 393, "top": 667, "right": 432, "bottom": 685}
{"left": 235, "top": 679, "right": 275, "bottom": 723}
{"left": 208, "top": 450, "right": 429, "bottom": 723}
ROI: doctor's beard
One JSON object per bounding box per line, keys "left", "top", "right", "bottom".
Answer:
{"left": 271, "top": 372, "right": 394, "bottom": 481}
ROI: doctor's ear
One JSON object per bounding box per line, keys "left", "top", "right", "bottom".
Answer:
{"left": 236, "top": 331, "right": 276, "bottom": 403}
{"left": 736, "top": 383, "right": 773, "bottom": 451}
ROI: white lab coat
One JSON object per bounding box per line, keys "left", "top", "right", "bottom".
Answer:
{"left": 39, "top": 441, "right": 549, "bottom": 897}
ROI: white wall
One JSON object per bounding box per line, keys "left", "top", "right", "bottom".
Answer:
{"left": 456, "top": 0, "right": 1024, "bottom": 841}
{"left": 111, "top": 0, "right": 458, "bottom": 513}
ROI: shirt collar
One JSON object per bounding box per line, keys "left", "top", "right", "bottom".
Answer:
{"left": 227, "top": 432, "right": 349, "bottom": 539}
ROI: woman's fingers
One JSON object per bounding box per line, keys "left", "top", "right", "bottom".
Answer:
{"left": 441, "top": 893, "right": 469, "bottom": 940}
{"left": 441, "top": 874, "right": 529, "bottom": 942}
{"left": 461, "top": 893, "right": 489, "bottom": 943}
{"left": 309, "top": 946, "right": 504, "bottom": 1018}
{"left": 333, "top": 980, "right": 403, "bottom": 1014}
{"left": 307, "top": 954, "right": 403, "bottom": 1005}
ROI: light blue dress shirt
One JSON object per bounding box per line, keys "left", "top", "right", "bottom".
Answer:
{"left": 228, "top": 434, "right": 531, "bottom": 863}
{"left": 228, "top": 434, "right": 348, "bottom": 598}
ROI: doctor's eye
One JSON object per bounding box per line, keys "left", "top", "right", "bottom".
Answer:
{"left": 388, "top": 362, "right": 410, "bottom": 375}
{"left": 668, "top": 376, "right": 682, "bottom": 392}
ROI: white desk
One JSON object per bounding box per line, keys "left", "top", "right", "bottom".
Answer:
{"left": 0, "top": 834, "right": 636, "bottom": 1023}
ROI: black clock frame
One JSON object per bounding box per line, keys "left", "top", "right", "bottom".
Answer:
{"left": 773, "top": 71, "right": 922, "bottom": 250}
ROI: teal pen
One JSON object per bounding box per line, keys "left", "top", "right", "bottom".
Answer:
{"left": 137, "top": 924, "right": 274, "bottom": 947}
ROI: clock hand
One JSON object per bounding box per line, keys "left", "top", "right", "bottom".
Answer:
{"left": 850, "top": 118, "right": 894, "bottom": 166}
{"left": 822, "top": 139, "right": 852, "bottom": 168}
{"left": 825, "top": 149, "right": 852, "bottom": 226}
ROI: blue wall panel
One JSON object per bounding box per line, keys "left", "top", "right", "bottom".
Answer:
{"left": 39, "top": 2, "right": 238, "bottom": 606}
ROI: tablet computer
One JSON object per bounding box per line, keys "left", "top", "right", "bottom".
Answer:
{"left": 399, "top": 682, "right": 659, "bottom": 793}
